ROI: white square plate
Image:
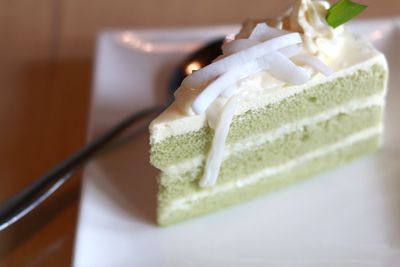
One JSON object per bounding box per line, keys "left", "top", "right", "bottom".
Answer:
{"left": 74, "top": 19, "right": 400, "bottom": 266}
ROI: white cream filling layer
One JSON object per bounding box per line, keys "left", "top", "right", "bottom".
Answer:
{"left": 161, "top": 125, "right": 382, "bottom": 217}
{"left": 161, "top": 93, "right": 385, "bottom": 174}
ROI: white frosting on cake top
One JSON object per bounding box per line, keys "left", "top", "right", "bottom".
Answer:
{"left": 151, "top": 4, "right": 382, "bottom": 143}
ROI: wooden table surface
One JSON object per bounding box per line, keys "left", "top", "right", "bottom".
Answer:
{"left": 0, "top": 1, "right": 398, "bottom": 266}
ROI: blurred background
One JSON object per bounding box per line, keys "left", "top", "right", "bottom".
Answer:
{"left": 0, "top": 0, "right": 398, "bottom": 266}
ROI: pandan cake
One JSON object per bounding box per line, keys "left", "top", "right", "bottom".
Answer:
{"left": 149, "top": 0, "right": 388, "bottom": 226}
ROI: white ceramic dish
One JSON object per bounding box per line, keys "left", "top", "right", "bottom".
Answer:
{"left": 73, "top": 19, "right": 400, "bottom": 267}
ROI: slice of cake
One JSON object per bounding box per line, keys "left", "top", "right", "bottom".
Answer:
{"left": 149, "top": 0, "right": 388, "bottom": 226}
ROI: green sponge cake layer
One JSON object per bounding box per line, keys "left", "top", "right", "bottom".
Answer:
{"left": 151, "top": 64, "right": 386, "bottom": 168}
{"left": 158, "top": 133, "right": 380, "bottom": 226}
{"left": 158, "top": 106, "right": 382, "bottom": 189}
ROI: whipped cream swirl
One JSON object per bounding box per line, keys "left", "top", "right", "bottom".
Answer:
{"left": 289, "top": 0, "right": 344, "bottom": 58}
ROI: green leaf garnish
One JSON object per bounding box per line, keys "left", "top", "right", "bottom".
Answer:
{"left": 326, "top": 0, "right": 367, "bottom": 28}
